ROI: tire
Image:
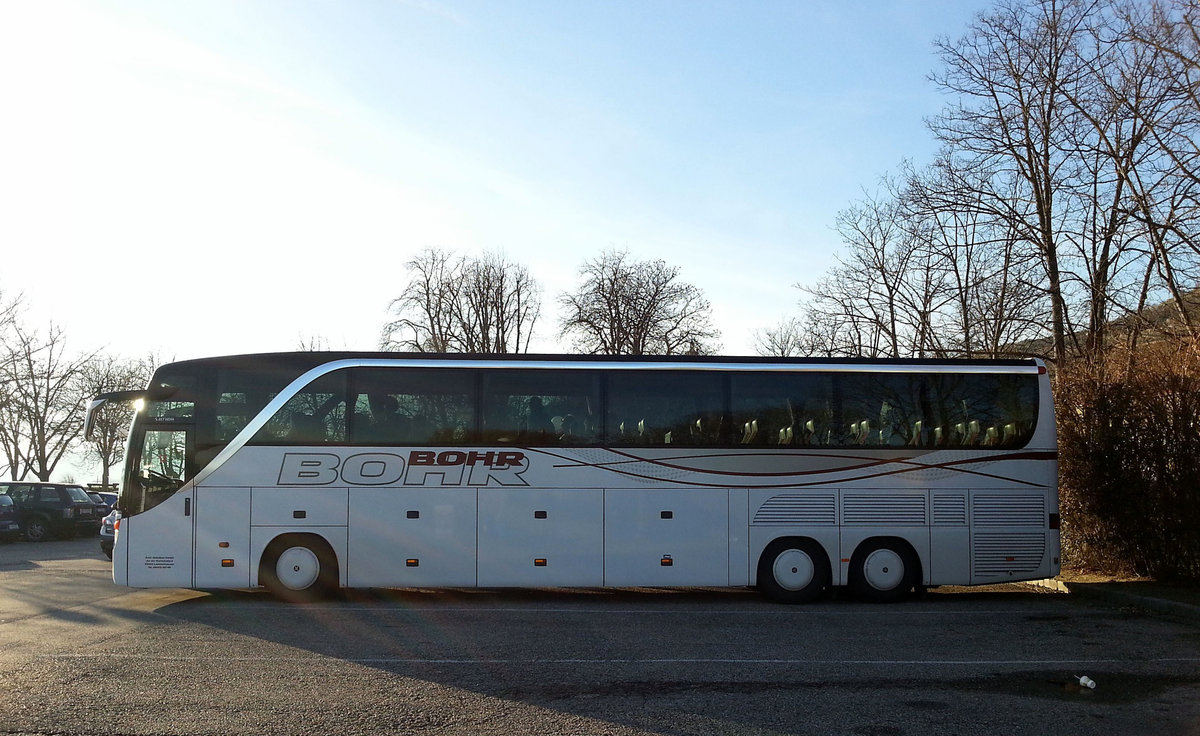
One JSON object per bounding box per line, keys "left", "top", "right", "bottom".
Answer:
{"left": 259, "top": 534, "right": 339, "bottom": 603}
{"left": 848, "top": 538, "right": 919, "bottom": 603}
{"left": 757, "top": 537, "right": 831, "bottom": 604}
{"left": 24, "top": 516, "right": 50, "bottom": 543}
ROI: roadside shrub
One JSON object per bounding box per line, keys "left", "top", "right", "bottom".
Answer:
{"left": 1056, "top": 341, "right": 1200, "bottom": 581}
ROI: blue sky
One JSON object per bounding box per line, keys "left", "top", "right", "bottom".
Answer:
{"left": 0, "top": 0, "right": 992, "bottom": 360}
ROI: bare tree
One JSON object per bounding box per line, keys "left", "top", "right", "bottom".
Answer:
{"left": 558, "top": 249, "right": 720, "bottom": 355}
{"left": 381, "top": 248, "right": 459, "bottom": 352}
{"left": 0, "top": 291, "right": 19, "bottom": 338}
{"left": 1122, "top": 0, "right": 1200, "bottom": 193}
{"left": 929, "top": 0, "right": 1098, "bottom": 364}
{"left": 0, "top": 290, "right": 21, "bottom": 479}
{"left": 381, "top": 248, "right": 542, "bottom": 354}
{"left": 901, "top": 158, "right": 1051, "bottom": 357}
{"left": 810, "top": 182, "right": 952, "bottom": 358}
{"left": 0, "top": 323, "right": 95, "bottom": 481}
{"left": 760, "top": 303, "right": 869, "bottom": 358}
{"left": 1106, "top": 0, "right": 1200, "bottom": 348}
{"left": 783, "top": 0, "right": 1200, "bottom": 369}
{"left": 297, "top": 335, "right": 331, "bottom": 351}
{"left": 455, "top": 252, "right": 542, "bottom": 353}
{"left": 754, "top": 317, "right": 806, "bottom": 357}
{"left": 77, "top": 353, "right": 155, "bottom": 488}
{"left": 784, "top": 162, "right": 1051, "bottom": 360}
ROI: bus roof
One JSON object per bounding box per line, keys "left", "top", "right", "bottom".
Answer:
{"left": 156, "top": 352, "right": 1044, "bottom": 373}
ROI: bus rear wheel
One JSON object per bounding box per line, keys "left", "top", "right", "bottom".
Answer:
{"left": 757, "top": 537, "right": 831, "bottom": 604}
{"left": 848, "top": 538, "right": 919, "bottom": 603}
{"left": 260, "top": 534, "right": 339, "bottom": 603}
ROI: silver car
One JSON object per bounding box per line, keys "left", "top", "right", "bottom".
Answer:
{"left": 99, "top": 509, "right": 120, "bottom": 559}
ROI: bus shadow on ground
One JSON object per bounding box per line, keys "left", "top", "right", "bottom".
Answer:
{"left": 149, "top": 583, "right": 1194, "bottom": 735}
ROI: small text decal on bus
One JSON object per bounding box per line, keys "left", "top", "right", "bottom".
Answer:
{"left": 278, "top": 451, "right": 530, "bottom": 487}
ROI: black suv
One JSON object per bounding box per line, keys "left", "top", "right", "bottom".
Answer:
{"left": 0, "top": 482, "right": 99, "bottom": 542}
{"left": 0, "top": 494, "right": 21, "bottom": 542}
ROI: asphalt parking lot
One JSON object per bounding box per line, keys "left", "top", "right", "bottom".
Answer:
{"left": 2, "top": 537, "right": 1199, "bottom": 736}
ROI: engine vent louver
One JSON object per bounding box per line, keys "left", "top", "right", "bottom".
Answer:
{"left": 973, "top": 532, "right": 1046, "bottom": 577}
{"left": 973, "top": 494, "right": 1045, "bottom": 527}
{"left": 752, "top": 494, "right": 837, "bottom": 525}
{"left": 842, "top": 494, "right": 927, "bottom": 525}
{"left": 932, "top": 494, "right": 968, "bottom": 526}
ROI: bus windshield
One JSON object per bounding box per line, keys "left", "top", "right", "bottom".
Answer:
{"left": 118, "top": 355, "right": 332, "bottom": 515}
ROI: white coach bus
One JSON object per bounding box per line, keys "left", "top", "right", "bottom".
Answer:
{"left": 88, "top": 353, "right": 1059, "bottom": 603}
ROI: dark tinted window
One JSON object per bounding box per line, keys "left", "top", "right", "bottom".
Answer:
{"left": 607, "top": 371, "right": 726, "bottom": 446}
{"left": 215, "top": 367, "right": 296, "bottom": 442}
{"left": 349, "top": 368, "right": 475, "bottom": 445}
{"left": 923, "top": 373, "right": 1039, "bottom": 447}
{"left": 65, "top": 486, "right": 94, "bottom": 503}
{"left": 184, "top": 361, "right": 1039, "bottom": 451}
{"left": 481, "top": 369, "right": 601, "bottom": 446}
{"left": 839, "top": 373, "right": 929, "bottom": 446}
{"left": 730, "top": 371, "right": 1038, "bottom": 449}
{"left": 144, "top": 370, "right": 197, "bottom": 421}
{"left": 730, "top": 372, "right": 836, "bottom": 446}
{"left": 250, "top": 371, "right": 348, "bottom": 444}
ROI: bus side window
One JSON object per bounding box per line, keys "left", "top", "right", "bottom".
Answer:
{"left": 349, "top": 367, "right": 476, "bottom": 446}
{"left": 608, "top": 371, "right": 725, "bottom": 447}
{"left": 731, "top": 373, "right": 833, "bottom": 448}
{"left": 481, "top": 369, "right": 601, "bottom": 446}
{"left": 924, "top": 373, "right": 1039, "bottom": 450}
{"left": 250, "top": 372, "right": 347, "bottom": 445}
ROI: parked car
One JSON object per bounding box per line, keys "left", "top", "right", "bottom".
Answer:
{"left": 0, "top": 494, "right": 21, "bottom": 542}
{"left": 88, "top": 491, "right": 117, "bottom": 517}
{"left": 0, "top": 482, "right": 100, "bottom": 542}
{"left": 99, "top": 509, "right": 119, "bottom": 559}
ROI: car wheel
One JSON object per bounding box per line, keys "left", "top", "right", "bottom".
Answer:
{"left": 259, "top": 534, "right": 339, "bottom": 603}
{"left": 24, "top": 516, "right": 49, "bottom": 543}
{"left": 757, "top": 537, "right": 831, "bottom": 604}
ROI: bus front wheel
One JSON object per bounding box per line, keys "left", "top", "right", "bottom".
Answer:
{"left": 848, "top": 538, "right": 919, "bottom": 603}
{"left": 260, "top": 534, "right": 339, "bottom": 603}
{"left": 757, "top": 537, "right": 831, "bottom": 604}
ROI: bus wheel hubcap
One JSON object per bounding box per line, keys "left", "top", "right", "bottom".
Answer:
{"left": 773, "top": 549, "right": 815, "bottom": 591}
{"left": 863, "top": 549, "right": 904, "bottom": 591}
{"left": 276, "top": 547, "right": 320, "bottom": 591}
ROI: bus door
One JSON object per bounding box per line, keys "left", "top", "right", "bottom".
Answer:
{"left": 122, "top": 424, "right": 195, "bottom": 588}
